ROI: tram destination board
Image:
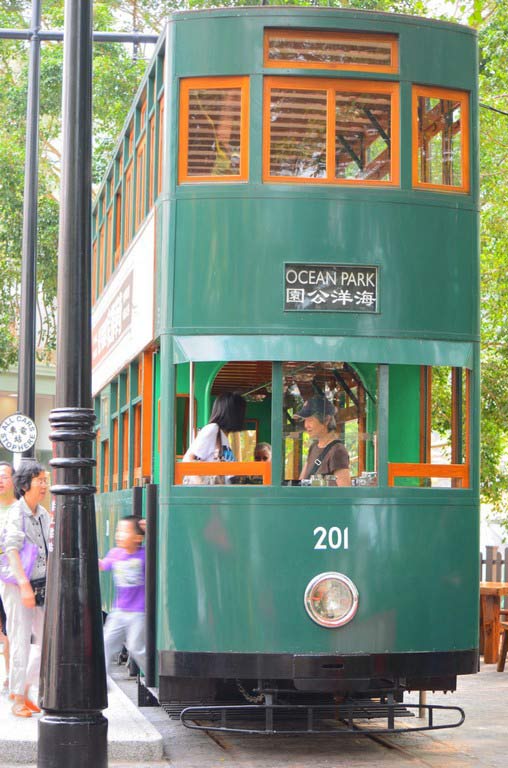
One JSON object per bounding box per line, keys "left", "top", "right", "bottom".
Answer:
{"left": 284, "top": 263, "right": 378, "bottom": 313}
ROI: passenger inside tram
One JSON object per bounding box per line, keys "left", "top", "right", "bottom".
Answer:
{"left": 294, "top": 396, "right": 351, "bottom": 487}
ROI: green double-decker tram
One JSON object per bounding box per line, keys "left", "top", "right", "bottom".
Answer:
{"left": 91, "top": 7, "right": 479, "bottom": 733}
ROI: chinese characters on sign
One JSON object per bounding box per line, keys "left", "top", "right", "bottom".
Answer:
{"left": 284, "top": 264, "right": 378, "bottom": 312}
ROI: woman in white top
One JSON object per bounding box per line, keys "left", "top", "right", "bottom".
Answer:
{"left": 0, "top": 459, "right": 50, "bottom": 718}
{"left": 183, "top": 392, "right": 246, "bottom": 463}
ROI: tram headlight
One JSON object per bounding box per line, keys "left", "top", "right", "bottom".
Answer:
{"left": 304, "top": 572, "right": 359, "bottom": 628}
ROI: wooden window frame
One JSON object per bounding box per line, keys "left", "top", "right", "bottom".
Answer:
{"left": 135, "top": 134, "right": 147, "bottom": 230}
{"left": 264, "top": 28, "right": 399, "bottom": 74}
{"left": 157, "top": 94, "right": 164, "bottom": 196}
{"left": 106, "top": 207, "right": 113, "bottom": 281}
{"left": 412, "top": 85, "right": 470, "bottom": 194}
{"left": 124, "top": 160, "right": 134, "bottom": 249}
{"left": 263, "top": 76, "right": 400, "bottom": 187}
{"left": 179, "top": 76, "right": 250, "bottom": 184}
{"left": 149, "top": 112, "right": 156, "bottom": 209}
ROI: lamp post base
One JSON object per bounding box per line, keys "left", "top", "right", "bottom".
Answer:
{"left": 38, "top": 713, "right": 108, "bottom": 768}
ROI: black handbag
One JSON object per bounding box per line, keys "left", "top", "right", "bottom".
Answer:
{"left": 30, "top": 577, "right": 46, "bottom": 607}
{"left": 30, "top": 516, "right": 48, "bottom": 606}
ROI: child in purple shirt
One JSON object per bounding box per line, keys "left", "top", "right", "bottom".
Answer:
{"left": 99, "top": 515, "right": 145, "bottom": 677}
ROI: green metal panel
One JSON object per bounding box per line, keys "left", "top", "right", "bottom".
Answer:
{"left": 169, "top": 198, "right": 478, "bottom": 342}
{"left": 172, "top": 9, "right": 476, "bottom": 93}
{"left": 388, "top": 365, "right": 420, "bottom": 463}
{"left": 173, "top": 336, "right": 475, "bottom": 369}
{"left": 157, "top": 489, "right": 478, "bottom": 654}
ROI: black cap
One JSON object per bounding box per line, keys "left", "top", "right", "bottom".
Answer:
{"left": 295, "top": 396, "right": 335, "bottom": 420}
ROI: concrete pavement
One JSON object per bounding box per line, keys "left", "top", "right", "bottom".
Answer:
{"left": 0, "top": 645, "right": 164, "bottom": 766}
{"left": 1, "top": 643, "right": 507, "bottom": 767}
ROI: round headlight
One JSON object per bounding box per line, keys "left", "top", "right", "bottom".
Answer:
{"left": 304, "top": 572, "right": 359, "bottom": 628}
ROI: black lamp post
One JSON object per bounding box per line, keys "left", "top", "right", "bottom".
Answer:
{"left": 38, "top": 1, "right": 108, "bottom": 766}
{"left": 17, "top": 0, "right": 41, "bottom": 442}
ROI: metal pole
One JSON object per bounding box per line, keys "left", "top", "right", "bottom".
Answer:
{"left": 17, "top": 0, "right": 41, "bottom": 447}
{"left": 144, "top": 484, "right": 158, "bottom": 688}
{"left": 38, "top": 0, "right": 108, "bottom": 765}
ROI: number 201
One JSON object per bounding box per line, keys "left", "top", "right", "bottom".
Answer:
{"left": 313, "top": 526, "right": 349, "bottom": 550}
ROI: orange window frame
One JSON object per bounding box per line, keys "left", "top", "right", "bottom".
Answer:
{"left": 179, "top": 76, "right": 250, "bottom": 184}
{"left": 106, "top": 207, "right": 113, "bottom": 281}
{"left": 114, "top": 191, "right": 122, "bottom": 265}
{"left": 98, "top": 225, "right": 105, "bottom": 292}
{"left": 157, "top": 95, "right": 164, "bottom": 196}
{"left": 264, "top": 28, "right": 399, "bottom": 74}
{"left": 149, "top": 113, "right": 156, "bottom": 209}
{"left": 103, "top": 439, "right": 110, "bottom": 493}
{"left": 135, "top": 135, "right": 146, "bottom": 229}
{"left": 92, "top": 241, "right": 97, "bottom": 304}
{"left": 124, "top": 161, "right": 134, "bottom": 249}
{"left": 412, "top": 85, "right": 470, "bottom": 194}
{"left": 133, "top": 403, "right": 142, "bottom": 484}
{"left": 112, "top": 418, "right": 119, "bottom": 491}
{"left": 122, "top": 411, "right": 129, "bottom": 489}
{"left": 263, "top": 76, "right": 400, "bottom": 187}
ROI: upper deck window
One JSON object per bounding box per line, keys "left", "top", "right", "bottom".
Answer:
{"left": 264, "top": 77, "right": 399, "bottom": 185}
{"left": 264, "top": 29, "right": 398, "bottom": 74}
{"left": 413, "top": 86, "right": 470, "bottom": 193}
{"left": 179, "top": 76, "right": 249, "bottom": 183}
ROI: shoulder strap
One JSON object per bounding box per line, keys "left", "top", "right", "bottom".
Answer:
{"left": 308, "top": 440, "right": 341, "bottom": 477}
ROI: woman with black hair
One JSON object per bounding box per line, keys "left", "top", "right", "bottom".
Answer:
{"left": 0, "top": 459, "right": 50, "bottom": 717}
{"left": 183, "top": 392, "right": 246, "bottom": 464}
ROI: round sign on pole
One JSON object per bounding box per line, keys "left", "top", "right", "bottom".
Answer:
{"left": 0, "top": 412, "right": 37, "bottom": 453}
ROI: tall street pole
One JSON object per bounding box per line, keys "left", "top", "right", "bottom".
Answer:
{"left": 38, "top": 1, "right": 108, "bottom": 766}
{"left": 17, "top": 0, "right": 41, "bottom": 456}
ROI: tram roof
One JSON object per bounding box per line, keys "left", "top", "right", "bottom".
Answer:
{"left": 172, "top": 335, "right": 474, "bottom": 369}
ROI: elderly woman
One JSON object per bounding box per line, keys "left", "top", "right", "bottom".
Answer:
{"left": 296, "top": 396, "right": 351, "bottom": 487}
{"left": 0, "top": 459, "right": 50, "bottom": 717}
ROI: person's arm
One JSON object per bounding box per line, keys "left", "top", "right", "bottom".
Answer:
{"left": 333, "top": 467, "right": 351, "bottom": 487}
{"left": 183, "top": 423, "right": 215, "bottom": 462}
{"left": 299, "top": 459, "right": 311, "bottom": 481}
{"left": 6, "top": 549, "right": 35, "bottom": 608}
{"left": 99, "top": 549, "right": 115, "bottom": 572}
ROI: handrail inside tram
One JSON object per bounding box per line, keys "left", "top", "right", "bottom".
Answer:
{"left": 388, "top": 462, "right": 470, "bottom": 488}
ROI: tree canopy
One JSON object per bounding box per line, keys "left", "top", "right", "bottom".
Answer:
{"left": 1, "top": 0, "right": 508, "bottom": 517}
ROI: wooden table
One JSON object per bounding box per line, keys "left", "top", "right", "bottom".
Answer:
{"left": 480, "top": 582, "right": 508, "bottom": 664}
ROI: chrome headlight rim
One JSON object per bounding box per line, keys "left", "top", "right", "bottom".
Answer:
{"left": 304, "top": 571, "right": 359, "bottom": 628}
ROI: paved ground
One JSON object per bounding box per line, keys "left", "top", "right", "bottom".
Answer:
{"left": 1, "top": 644, "right": 507, "bottom": 767}
{"left": 115, "top": 660, "right": 507, "bottom": 768}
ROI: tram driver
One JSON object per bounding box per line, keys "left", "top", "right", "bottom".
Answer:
{"left": 295, "top": 396, "right": 351, "bottom": 487}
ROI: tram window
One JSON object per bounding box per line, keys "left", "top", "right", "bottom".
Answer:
{"left": 413, "top": 86, "right": 469, "bottom": 193}
{"left": 388, "top": 365, "right": 470, "bottom": 488}
{"left": 264, "top": 78, "right": 399, "bottom": 185}
{"left": 179, "top": 77, "right": 249, "bottom": 183}
{"left": 174, "top": 362, "right": 271, "bottom": 486}
{"left": 264, "top": 29, "right": 398, "bottom": 74}
{"left": 282, "top": 362, "right": 378, "bottom": 487}
{"left": 335, "top": 90, "right": 393, "bottom": 182}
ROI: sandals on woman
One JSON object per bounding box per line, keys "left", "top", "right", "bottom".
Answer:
{"left": 9, "top": 693, "right": 41, "bottom": 715}
{"left": 12, "top": 701, "right": 32, "bottom": 718}
{"left": 24, "top": 697, "right": 41, "bottom": 713}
